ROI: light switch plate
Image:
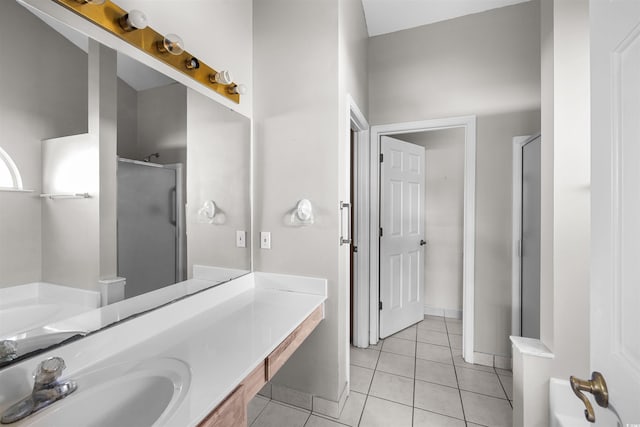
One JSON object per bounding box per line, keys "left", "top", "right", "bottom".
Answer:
{"left": 260, "top": 232, "right": 271, "bottom": 249}
{"left": 236, "top": 230, "right": 246, "bottom": 248}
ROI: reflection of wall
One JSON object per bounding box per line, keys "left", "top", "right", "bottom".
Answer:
{"left": 186, "top": 89, "right": 250, "bottom": 273}
{"left": 117, "top": 79, "right": 138, "bottom": 160}
{"left": 0, "top": 1, "right": 87, "bottom": 287}
{"left": 368, "top": 1, "right": 541, "bottom": 358}
{"left": 400, "top": 129, "right": 465, "bottom": 316}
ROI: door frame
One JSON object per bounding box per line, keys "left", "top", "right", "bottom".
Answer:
{"left": 348, "top": 95, "right": 371, "bottom": 349}
{"left": 510, "top": 134, "right": 540, "bottom": 337}
{"left": 370, "top": 116, "right": 477, "bottom": 363}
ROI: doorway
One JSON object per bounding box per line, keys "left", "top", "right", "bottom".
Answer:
{"left": 368, "top": 116, "right": 477, "bottom": 363}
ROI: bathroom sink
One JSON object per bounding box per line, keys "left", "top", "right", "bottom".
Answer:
{"left": 19, "top": 357, "right": 191, "bottom": 427}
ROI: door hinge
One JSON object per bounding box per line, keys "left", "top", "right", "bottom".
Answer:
{"left": 379, "top": 301, "right": 383, "bottom": 310}
{"left": 380, "top": 153, "right": 384, "bottom": 163}
{"left": 380, "top": 227, "right": 383, "bottom": 238}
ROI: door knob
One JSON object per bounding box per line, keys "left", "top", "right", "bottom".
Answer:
{"left": 419, "top": 240, "right": 426, "bottom": 246}
{"left": 569, "top": 371, "right": 608, "bottom": 423}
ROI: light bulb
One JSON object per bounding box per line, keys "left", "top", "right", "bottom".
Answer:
{"left": 75, "top": 0, "right": 106, "bottom": 4}
{"left": 229, "top": 84, "right": 247, "bottom": 95}
{"left": 185, "top": 57, "right": 200, "bottom": 70}
{"left": 119, "top": 10, "right": 148, "bottom": 31}
{"left": 209, "top": 70, "right": 233, "bottom": 85}
{"left": 156, "top": 34, "right": 184, "bottom": 56}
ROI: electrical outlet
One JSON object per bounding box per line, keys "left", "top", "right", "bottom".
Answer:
{"left": 236, "top": 230, "right": 246, "bottom": 248}
{"left": 260, "top": 232, "right": 271, "bottom": 249}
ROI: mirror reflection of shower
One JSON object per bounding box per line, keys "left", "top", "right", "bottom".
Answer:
{"left": 142, "top": 152, "right": 160, "bottom": 162}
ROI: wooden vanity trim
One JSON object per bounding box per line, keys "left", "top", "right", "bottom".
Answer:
{"left": 198, "top": 385, "right": 246, "bottom": 427}
{"left": 265, "top": 305, "right": 323, "bottom": 380}
{"left": 198, "top": 303, "right": 324, "bottom": 427}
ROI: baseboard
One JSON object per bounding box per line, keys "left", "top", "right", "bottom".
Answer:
{"left": 473, "top": 351, "right": 513, "bottom": 370}
{"left": 424, "top": 305, "right": 462, "bottom": 320}
{"left": 268, "top": 381, "right": 349, "bottom": 419}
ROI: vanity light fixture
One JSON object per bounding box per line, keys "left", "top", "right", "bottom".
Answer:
{"left": 209, "top": 70, "right": 233, "bottom": 85}
{"left": 228, "top": 84, "right": 247, "bottom": 95}
{"left": 185, "top": 57, "right": 200, "bottom": 70}
{"left": 52, "top": 0, "right": 243, "bottom": 103}
{"left": 156, "top": 34, "right": 185, "bottom": 56}
{"left": 118, "top": 9, "right": 148, "bottom": 32}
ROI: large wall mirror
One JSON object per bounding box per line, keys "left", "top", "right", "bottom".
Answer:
{"left": 0, "top": 0, "right": 251, "bottom": 367}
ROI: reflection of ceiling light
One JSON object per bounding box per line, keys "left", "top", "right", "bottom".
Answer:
{"left": 185, "top": 57, "right": 200, "bottom": 70}
{"left": 156, "top": 34, "right": 184, "bottom": 56}
{"left": 119, "top": 10, "right": 148, "bottom": 32}
{"left": 209, "top": 70, "right": 233, "bottom": 85}
{"left": 229, "top": 84, "right": 247, "bottom": 95}
{"left": 74, "top": 0, "right": 106, "bottom": 4}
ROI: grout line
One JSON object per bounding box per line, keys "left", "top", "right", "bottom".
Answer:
{"left": 411, "top": 321, "right": 418, "bottom": 426}
{"left": 446, "top": 315, "right": 468, "bottom": 423}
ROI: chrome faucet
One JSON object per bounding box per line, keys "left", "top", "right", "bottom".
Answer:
{"left": 1, "top": 357, "right": 77, "bottom": 424}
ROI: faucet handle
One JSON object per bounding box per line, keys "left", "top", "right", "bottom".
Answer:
{"left": 34, "top": 357, "right": 67, "bottom": 386}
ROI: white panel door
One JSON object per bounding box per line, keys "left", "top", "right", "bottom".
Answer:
{"left": 379, "top": 136, "right": 425, "bottom": 338}
{"left": 591, "top": 1, "right": 640, "bottom": 423}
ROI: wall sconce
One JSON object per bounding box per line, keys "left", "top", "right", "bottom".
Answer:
{"left": 209, "top": 70, "right": 233, "bottom": 85}
{"left": 289, "top": 199, "right": 314, "bottom": 226}
{"left": 197, "top": 200, "right": 226, "bottom": 224}
{"left": 185, "top": 57, "right": 200, "bottom": 70}
{"left": 156, "top": 34, "right": 184, "bottom": 56}
{"left": 119, "top": 9, "right": 148, "bottom": 32}
{"left": 74, "top": 0, "right": 106, "bottom": 4}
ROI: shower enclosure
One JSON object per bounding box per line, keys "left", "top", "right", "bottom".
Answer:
{"left": 117, "top": 158, "right": 185, "bottom": 299}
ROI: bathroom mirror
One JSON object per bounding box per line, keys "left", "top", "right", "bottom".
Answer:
{"left": 0, "top": 0, "right": 251, "bottom": 366}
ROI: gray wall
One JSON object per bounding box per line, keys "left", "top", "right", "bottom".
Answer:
{"left": 253, "top": 0, "right": 368, "bottom": 405}
{"left": 0, "top": 1, "right": 88, "bottom": 287}
{"left": 368, "top": 1, "right": 541, "bottom": 357}
{"left": 400, "top": 129, "right": 465, "bottom": 315}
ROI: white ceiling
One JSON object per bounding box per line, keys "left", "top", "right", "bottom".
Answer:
{"left": 361, "top": 0, "right": 532, "bottom": 37}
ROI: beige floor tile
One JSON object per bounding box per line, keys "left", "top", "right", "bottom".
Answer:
{"left": 369, "top": 370, "right": 414, "bottom": 406}
{"left": 448, "top": 333, "right": 463, "bottom": 350}
{"left": 350, "top": 347, "right": 380, "bottom": 370}
{"left": 461, "top": 390, "right": 512, "bottom": 427}
{"left": 456, "top": 366, "right": 506, "bottom": 399}
{"left": 334, "top": 391, "right": 366, "bottom": 426}
{"left": 415, "top": 359, "right": 457, "bottom": 388}
{"left": 416, "top": 329, "right": 449, "bottom": 346}
{"left": 359, "top": 396, "right": 412, "bottom": 427}
{"left": 446, "top": 321, "right": 462, "bottom": 335}
{"left": 376, "top": 351, "right": 415, "bottom": 378}
{"left": 252, "top": 401, "right": 310, "bottom": 427}
{"left": 416, "top": 342, "right": 453, "bottom": 364}
{"left": 248, "top": 395, "right": 269, "bottom": 426}
{"left": 350, "top": 365, "right": 374, "bottom": 394}
{"left": 417, "top": 318, "right": 447, "bottom": 332}
{"left": 424, "top": 315, "right": 446, "bottom": 322}
{"left": 498, "top": 374, "right": 513, "bottom": 400}
{"left": 381, "top": 337, "right": 416, "bottom": 357}
{"left": 369, "top": 340, "right": 383, "bottom": 350}
{"left": 390, "top": 325, "right": 417, "bottom": 341}
{"left": 414, "top": 380, "right": 464, "bottom": 420}
{"left": 413, "top": 408, "right": 466, "bottom": 427}
{"left": 452, "top": 355, "right": 495, "bottom": 373}
{"left": 496, "top": 367, "right": 513, "bottom": 377}
{"left": 304, "top": 415, "right": 344, "bottom": 427}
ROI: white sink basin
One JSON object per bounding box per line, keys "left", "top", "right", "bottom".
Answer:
{"left": 20, "top": 358, "right": 191, "bottom": 427}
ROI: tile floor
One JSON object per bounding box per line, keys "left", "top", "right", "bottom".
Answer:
{"left": 248, "top": 315, "right": 513, "bottom": 427}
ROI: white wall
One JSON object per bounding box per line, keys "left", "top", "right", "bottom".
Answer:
{"left": 0, "top": 1, "right": 88, "bottom": 287}
{"left": 368, "top": 1, "right": 541, "bottom": 357}
{"left": 253, "top": 0, "right": 368, "bottom": 408}
{"left": 400, "top": 129, "right": 465, "bottom": 315}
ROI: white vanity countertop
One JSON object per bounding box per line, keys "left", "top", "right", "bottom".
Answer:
{"left": 0, "top": 271, "right": 327, "bottom": 427}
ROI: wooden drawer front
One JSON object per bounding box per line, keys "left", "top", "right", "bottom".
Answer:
{"left": 266, "top": 305, "right": 323, "bottom": 380}
{"left": 198, "top": 385, "right": 246, "bottom": 427}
